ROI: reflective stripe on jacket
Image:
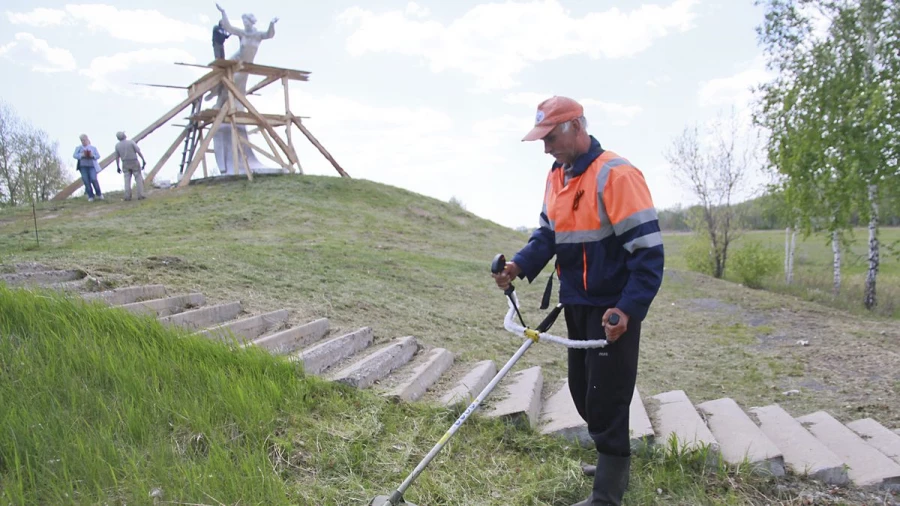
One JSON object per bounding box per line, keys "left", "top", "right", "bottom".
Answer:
{"left": 512, "top": 136, "right": 664, "bottom": 321}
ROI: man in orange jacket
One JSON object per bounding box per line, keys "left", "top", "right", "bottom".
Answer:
{"left": 493, "top": 96, "right": 664, "bottom": 506}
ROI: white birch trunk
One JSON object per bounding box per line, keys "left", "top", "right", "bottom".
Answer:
{"left": 864, "top": 184, "right": 879, "bottom": 310}
{"left": 832, "top": 230, "right": 841, "bottom": 297}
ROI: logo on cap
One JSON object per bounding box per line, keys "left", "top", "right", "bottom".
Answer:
{"left": 535, "top": 110, "right": 545, "bottom": 125}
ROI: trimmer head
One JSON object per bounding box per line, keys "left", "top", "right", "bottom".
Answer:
{"left": 368, "top": 495, "right": 417, "bottom": 506}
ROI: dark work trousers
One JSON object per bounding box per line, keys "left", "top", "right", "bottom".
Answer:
{"left": 565, "top": 304, "right": 641, "bottom": 457}
{"left": 213, "top": 44, "right": 225, "bottom": 60}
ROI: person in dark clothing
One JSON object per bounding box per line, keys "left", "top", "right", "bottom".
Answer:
{"left": 212, "top": 20, "right": 230, "bottom": 59}
{"left": 493, "top": 96, "right": 664, "bottom": 506}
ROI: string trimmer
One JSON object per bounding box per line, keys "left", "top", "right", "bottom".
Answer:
{"left": 367, "top": 254, "right": 611, "bottom": 506}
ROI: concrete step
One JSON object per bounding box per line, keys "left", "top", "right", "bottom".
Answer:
{"left": 158, "top": 301, "right": 242, "bottom": 330}
{"left": 331, "top": 336, "right": 418, "bottom": 389}
{"left": 630, "top": 387, "right": 655, "bottom": 447}
{"left": 386, "top": 348, "right": 454, "bottom": 402}
{"left": 293, "top": 327, "right": 374, "bottom": 375}
{"left": 118, "top": 293, "right": 205, "bottom": 317}
{"left": 7, "top": 262, "right": 50, "bottom": 272}
{"left": 697, "top": 398, "right": 784, "bottom": 476}
{"left": 487, "top": 365, "right": 543, "bottom": 429}
{"left": 1, "top": 269, "right": 85, "bottom": 286}
{"left": 540, "top": 380, "right": 590, "bottom": 447}
{"left": 749, "top": 405, "right": 847, "bottom": 485}
{"left": 796, "top": 411, "right": 900, "bottom": 490}
{"left": 440, "top": 360, "right": 496, "bottom": 407}
{"left": 83, "top": 285, "right": 167, "bottom": 305}
{"left": 847, "top": 418, "right": 900, "bottom": 465}
{"left": 250, "top": 318, "right": 330, "bottom": 354}
{"left": 650, "top": 390, "right": 720, "bottom": 456}
{"left": 198, "top": 309, "right": 290, "bottom": 343}
{"left": 49, "top": 275, "right": 100, "bottom": 293}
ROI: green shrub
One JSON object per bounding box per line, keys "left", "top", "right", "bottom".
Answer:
{"left": 730, "top": 240, "right": 780, "bottom": 288}
{"left": 683, "top": 234, "right": 716, "bottom": 276}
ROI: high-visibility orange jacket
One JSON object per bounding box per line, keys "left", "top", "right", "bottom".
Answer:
{"left": 512, "top": 136, "right": 664, "bottom": 321}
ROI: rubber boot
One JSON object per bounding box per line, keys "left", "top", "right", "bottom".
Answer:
{"left": 571, "top": 454, "right": 630, "bottom": 506}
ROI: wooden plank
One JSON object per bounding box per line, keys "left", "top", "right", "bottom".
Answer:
{"left": 282, "top": 76, "right": 300, "bottom": 174}
{"left": 53, "top": 74, "right": 222, "bottom": 200}
{"left": 246, "top": 75, "right": 280, "bottom": 96}
{"left": 258, "top": 128, "right": 289, "bottom": 169}
{"left": 239, "top": 136, "right": 279, "bottom": 165}
{"left": 178, "top": 103, "right": 228, "bottom": 187}
{"left": 292, "top": 118, "right": 351, "bottom": 178}
{"left": 220, "top": 78, "right": 297, "bottom": 165}
{"left": 143, "top": 127, "right": 188, "bottom": 185}
{"left": 211, "top": 60, "right": 310, "bottom": 81}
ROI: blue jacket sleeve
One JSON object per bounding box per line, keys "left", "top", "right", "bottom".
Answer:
{"left": 511, "top": 213, "right": 556, "bottom": 283}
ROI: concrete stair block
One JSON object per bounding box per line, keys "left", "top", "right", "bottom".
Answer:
{"left": 750, "top": 405, "right": 848, "bottom": 485}
{"left": 697, "top": 398, "right": 785, "bottom": 476}
{"left": 331, "top": 336, "right": 418, "bottom": 389}
{"left": 386, "top": 348, "right": 454, "bottom": 402}
{"left": 158, "top": 301, "right": 242, "bottom": 330}
{"left": 650, "top": 390, "right": 720, "bottom": 456}
{"left": 540, "top": 380, "right": 591, "bottom": 447}
{"left": 250, "top": 318, "right": 330, "bottom": 354}
{"left": 83, "top": 285, "right": 167, "bottom": 305}
{"left": 198, "top": 309, "right": 289, "bottom": 343}
{"left": 630, "top": 387, "right": 654, "bottom": 446}
{"left": 118, "top": 293, "right": 205, "bottom": 317}
{"left": 847, "top": 418, "right": 900, "bottom": 465}
{"left": 796, "top": 411, "right": 900, "bottom": 490}
{"left": 294, "top": 327, "right": 374, "bottom": 375}
{"left": 440, "top": 360, "right": 496, "bottom": 406}
{"left": 1, "top": 269, "right": 84, "bottom": 286}
{"left": 487, "top": 366, "right": 543, "bottom": 429}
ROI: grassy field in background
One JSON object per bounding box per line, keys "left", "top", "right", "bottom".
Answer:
{"left": 1, "top": 175, "right": 898, "bottom": 505}
{"left": 661, "top": 228, "right": 900, "bottom": 319}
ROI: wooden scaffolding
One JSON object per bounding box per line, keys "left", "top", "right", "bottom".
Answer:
{"left": 51, "top": 59, "right": 349, "bottom": 201}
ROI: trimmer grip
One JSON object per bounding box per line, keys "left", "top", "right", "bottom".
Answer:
{"left": 491, "top": 254, "right": 506, "bottom": 274}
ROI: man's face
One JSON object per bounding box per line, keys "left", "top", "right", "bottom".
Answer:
{"left": 541, "top": 121, "right": 579, "bottom": 166}
{"left": 81, "top": 137, "right": 89, "bottom": 146}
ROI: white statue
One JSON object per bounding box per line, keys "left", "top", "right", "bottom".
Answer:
{"left": 207, "top": 3, "right": 279, "bottom": 108}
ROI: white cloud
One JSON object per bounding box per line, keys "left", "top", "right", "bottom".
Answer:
{"left": 0, "top": 32, "right": 76, "bottom": 72}
{"left": 647, "top": 75, "right": 672, "bottom": 87}
{"left": 80, "top": 48, "right": 198, "bottom": 102}
{"left": 504, "top": 93, "right": 642, "bottom": 126}
{"left": 338, "top": 0, "right": 701, "bottom": 91}
{"left": 6, "top": 5, "right": 207, "bottom": 43}
{"left": 698, "top": 55, "right": 771, "bottom": 109}
{"left": 404, "top": 2, "right": 430, "bottom": 19}
{"left": 5, "top": 8, "right": 67, "bottom": 26}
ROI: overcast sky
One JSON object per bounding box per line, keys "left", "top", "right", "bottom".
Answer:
{"left": 0, "top": 0, "right": 773, "bottom": 229}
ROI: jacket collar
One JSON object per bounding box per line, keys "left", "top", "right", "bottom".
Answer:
{"left": 552, "top": 135, "right": 604, "bottom": 178}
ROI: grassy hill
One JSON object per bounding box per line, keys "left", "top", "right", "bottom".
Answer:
{"left": 1, "top": 174, "right": 899, "bottom": 505}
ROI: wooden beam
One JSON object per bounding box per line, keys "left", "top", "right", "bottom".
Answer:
{"left": 209, "top": 60, "right": 310, "bottom": 81}
{"left": 282, "top": 76, "right": 300, "bottom": 175}
{"left": 179, "top": 103, "right": 228, "bottom": 187}
{"left": 258, "top": 128, "right": 290, "bottom": 170}
{"left": 53, "top": 73, "right": 222, "bottom": 200}
{"left": 132, "top": 82, "right": 188, "bottom": 90}
{"left": 246, "top": 75, "right": 280, "bottom": 96}
{"left": 220, "top": 78, "right": 297, "bottom": 165}
{"left": 144, "top": 126, "right": 190, "bottom": 185}
{"left": 292, "top": 118, "right": 350, "bottom": 178}
{"left": 239, "top": 136, "right": 280, "bottom": 165}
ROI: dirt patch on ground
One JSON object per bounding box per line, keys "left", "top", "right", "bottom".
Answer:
{"left": 667, "top": 271, "right": 900, "bottom": 428}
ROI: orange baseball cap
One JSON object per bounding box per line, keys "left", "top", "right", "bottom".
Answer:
{"left": 522, "top": 96, "right": 584, "bottom": 142}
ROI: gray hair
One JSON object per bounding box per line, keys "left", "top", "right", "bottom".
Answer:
{"left": 79, "top": 134, "right": 89, "bottom": 142}
{"left": 560, "top": 115, "right": 588, "bottom": 133}
{"left": 116, "top": 131, "right": 126, "bottom": 140}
